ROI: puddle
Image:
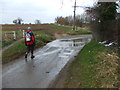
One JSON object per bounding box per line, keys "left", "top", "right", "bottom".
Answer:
{"left": 60, "top": 38, "right": 89, "bottom": 47}
{"left": 43, "top": 36, "right": 92, "bottom": 58}
{"left": 44, "top": 47, "right": 58, "bottom": 52}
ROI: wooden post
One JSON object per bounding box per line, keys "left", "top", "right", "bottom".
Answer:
{"left": 22, "top": 30, "right": 25, "bottom": 38}
{"left": 73, "top": 0, "right": 76, "bottom": 30}
{"left": 13, "top": 31, "right": 16, "bottom": 40}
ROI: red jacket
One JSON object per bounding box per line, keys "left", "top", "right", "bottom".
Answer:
{"left": 24, "top": 30, "right": 35, "bottom": 46}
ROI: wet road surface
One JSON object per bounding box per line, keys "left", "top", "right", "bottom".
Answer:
{"left": 2, "top": 35, "right": 92, "bottom": 88}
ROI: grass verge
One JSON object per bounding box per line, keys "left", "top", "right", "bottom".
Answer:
{"left": 64, "top": 41, "right": 119, "bottom": 88}
{"left": 2, "top": 40, "right": 26, "bottom": 64}
{"left": 67, "top": 29, "right": 92, "bottom": 35}
{"left": 2, "top": 40, "right": 15, "bottom": 48}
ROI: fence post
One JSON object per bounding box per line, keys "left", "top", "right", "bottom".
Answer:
{"left": 22, "top": 30, "right": 25, "bottom": 37}
{"left": 13, "top": 31, "right": 16, "bottom": 40}
{"left": 5, "top": 32, "right": 6, "bottom": 38}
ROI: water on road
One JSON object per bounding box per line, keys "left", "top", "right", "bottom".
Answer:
{"left": 2, "top": 35, "right": 92, "bottom": 88}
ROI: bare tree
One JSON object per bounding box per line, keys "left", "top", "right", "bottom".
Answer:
{"left": 13, "top": 17, "right": 23, "bottom": 24}
{"left": 13, "top": 19, "right": 17, "bottom": 24}
{"left": 17, "top": 17, "right": 23, "bottom": 24}
{"left": 35, "top": 20, "right": 41, "bottom": 24}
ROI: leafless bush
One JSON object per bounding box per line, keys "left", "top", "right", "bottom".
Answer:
{"left": 90, "top": 20, "right": 118, "bottom": 42}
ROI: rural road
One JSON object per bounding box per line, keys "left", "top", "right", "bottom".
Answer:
{"left": 2, "top": 35, "right": 92, "bottom": 88}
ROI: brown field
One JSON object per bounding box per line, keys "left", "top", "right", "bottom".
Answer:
{"left": 1, "top": 24, "right": 72, "bottom": 41}
{"left": 1, "top": 24, "right": 72, "bottom": 34}
{"left": 2, "top": 24, "right": 54, "bottom": 31}
{"left": 1, "top": 24, "right": 91, "bottom": 41}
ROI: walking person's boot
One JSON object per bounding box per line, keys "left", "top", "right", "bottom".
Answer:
{"left": 25, "top": 52, "right": 28, "bottom": 62}
{"left": 31, "top": 50, "right": 35, "bottom": 59}
{"left": 31, "top": 54, "right": 35, "bottom": 59}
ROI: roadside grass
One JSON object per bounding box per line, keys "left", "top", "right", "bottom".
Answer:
{"left": 38, "top": 33, "right": 53, "bottom": 43}
{"left": 35, "top": 33, "right": 53, "bottom": 47}
{"left": 64, "top": 41, "right": 119, "bottom": 88}
{"left": 2, "top": 40, "right": 15, "bottom": 48}
{"left": 67, "top": 29, "right": 92, "bottom": 35}
{"left": 2, "top": 33, "right": 53, "bottom": 64}
{"left": 2, "top": 40, "right": 26, "bottom": 64}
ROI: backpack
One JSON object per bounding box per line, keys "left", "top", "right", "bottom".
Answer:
{"left": 26, "top": 32, "right": 32, "bottom": 42}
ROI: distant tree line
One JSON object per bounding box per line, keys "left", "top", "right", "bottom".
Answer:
{"left": 55, "top": 14, "right": 91, "bottom": 27}
{"left": 13, "top": 18, "right": 41, "bottom": 24}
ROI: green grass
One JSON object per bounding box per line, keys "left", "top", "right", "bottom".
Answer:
{"left": 67, "top": 29, "right": 92, "bottom": 35}
{"left": 64, "top": 41, "right": 119, "bottom": 88}
{"left": 38, "top": 33, "right": 53, "bottom": 43}
{"left": 35, "top": 33, "right": 53, "bottom": 47}
{"left": 2, "top": 40, "right": 26, "bottom": 64}
{"left": 2, "top": 40, "right": 15, "bottom": 48}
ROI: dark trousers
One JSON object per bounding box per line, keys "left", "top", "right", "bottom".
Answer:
{"left": 26, "top": 45, "right": 34, "bottom": 56}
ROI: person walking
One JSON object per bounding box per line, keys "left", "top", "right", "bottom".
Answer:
{"left": 24, "top": 27, "right": 35, "bottom": 61}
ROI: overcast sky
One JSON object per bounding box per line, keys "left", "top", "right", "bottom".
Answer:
{"left": 0, "top": 0, "right": 96, "bottom": 24}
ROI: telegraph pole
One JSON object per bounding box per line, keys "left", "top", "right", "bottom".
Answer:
{"left": 73, "top": 0, "right": 76, "bottom": 30}
{"left": 72, "top": 0, "right": 90, "bottom": 30}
